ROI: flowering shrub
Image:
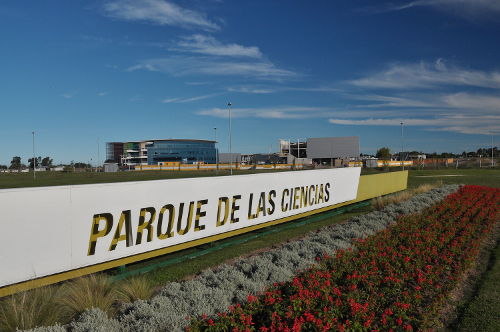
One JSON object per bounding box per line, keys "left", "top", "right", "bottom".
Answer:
{"left": 28, "top": 185, "right": 459, "bottom": 332}
{"left": 188, "top": 185, "right": 500, "bottom": 331}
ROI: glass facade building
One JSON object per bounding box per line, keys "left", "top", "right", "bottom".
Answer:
{"left": 147, "top": 140, "right": 216, "bottom": 165}
{"left": 107, "top": 139, "right": 217, "bottom": 166}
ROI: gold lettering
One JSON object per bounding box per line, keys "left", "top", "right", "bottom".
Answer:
{"left": 177, "top": 202, "right": 194, "bottom": 235}
{"left": 194, "top": 199, "right": 208, "bottom": 232}
{"left": 136, "top": 207, "right": 156, "bottom": 245}
{"left": 281, "top": 189, "right": 289, "bottom": 212}
{"left": 267, "top": 190, "right": 276, "bottom": 215}
{"left": 109, "top": 210, "right": 133, "bottom": 251}
{"left": 88, "top": 213, "right": 113, "bottom": 256}
{"left": 231, "top": 195, "right": 241, "bottom": 223}
{"left": 256, "top": 192, "right": 266, "bottom": 218}
{"left": 216, "top": 197, "right": 229, "bottom": 227}
{"left": 157, "top": 204, "right": 175, "bottom": 240}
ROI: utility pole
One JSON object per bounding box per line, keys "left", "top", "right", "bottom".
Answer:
{"left": 214, "top": 127, "right": 218, "bottom": 175}
{"left": 401, "top": 123, "right": 404, "bottom": 171}
{"left": 97, "top": 138, "right": 100, "bottom": 173}
{"left": 490, "top": 131, "right": 494, "bottom": 168}
{"left": 32, "top": 132, "right": 35, "bottom": 179}
{"left": 228, "top": 103, "right": 232, "bottom": 175}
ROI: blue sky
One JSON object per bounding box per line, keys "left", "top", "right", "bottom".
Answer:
{"left": 1, "top": 0, "right": 500, "bottom": 166}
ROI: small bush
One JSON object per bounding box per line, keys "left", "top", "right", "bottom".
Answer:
{"left": 371, "top": 180, "right": 443, "bottom": 211}
{"left": 59, "top": 274, "right": 117, "bottom": 319}
{"left": 116, "top": 275, "right": 156, "bottom": 303}
{"left": 0, "top": 284, "right": 63, "bottom": 331}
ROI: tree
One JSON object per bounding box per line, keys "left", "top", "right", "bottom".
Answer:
{"left": 74, "top": 162, "right": 87, "bottom": 168}
{"left": 9, "top": 156, "right": 22, "bottom": 171}
{"left": 41, "top": 157, "right": 53, "bottom": 167}
{"left": 375, "top": 147, "right": 391, "bottom": 159}
{"left": 28, "top": 156, "right": 41, "bottom": 169}
{"left": 376, "top": 147, "right": 391, "bottom": 171}
{"left": 0, "top": 165, "right": 7, "bottom": 170}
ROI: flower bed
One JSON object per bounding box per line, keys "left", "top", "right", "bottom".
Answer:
{"left": 189, "top": 185, "right": 500, "bottom": 331}
{"left": 28, "top": 185, "right": 460, "bottom": 332}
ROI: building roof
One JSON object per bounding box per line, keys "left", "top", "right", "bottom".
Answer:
{"left": 122, "top": 139, "right": 216, "bottom": 144}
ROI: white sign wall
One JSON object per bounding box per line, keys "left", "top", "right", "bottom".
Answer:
{"left": 0, "top": 168, "right": 360, "bottom": 288}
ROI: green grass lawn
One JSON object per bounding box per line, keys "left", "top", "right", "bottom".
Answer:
{"left": 0, "top": 168, "right": 286, "bottom": 190}
{"left": 3, "top": 167, "right": 500, "bottom": 190}
{"left": 449, "top": 230, "right": 500, "bottom": 332}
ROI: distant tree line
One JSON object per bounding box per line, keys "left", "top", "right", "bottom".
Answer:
{"left": 0, "top": 157, "right": 90, "bottom": 172}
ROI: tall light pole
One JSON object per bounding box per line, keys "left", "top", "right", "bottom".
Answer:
{"left": 97, "top": 138, "right": 100, "bottom": 173}
{"left": 401, "top": 123, "right": 404, "bottom": 171}
{"left": 228, "top": 103, "right": 232, "bottom": 175}
{"left": 490, "top": 131, "right": 494, "bottom": 168}
{"left": 32, "top": 132, "right": 35, "bottom": 179}
{"left": 214, "top": 127, "right": 218, "bottom": 175}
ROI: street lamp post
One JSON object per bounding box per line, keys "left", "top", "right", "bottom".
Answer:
{"left": 97, "top": 138, "right": 100, "bottom": 173}
{"left": 32, "top": 132, "right": 35, "bottom": 179}
{"left": 401, "top": 123, "right": 404, "bottom": 171}
{"left": 228, "top": 103, "right": 232, "bottom": 175}
{"left": 490, "top": 131, "right": 494, "bottom": 168}
{"left": 214, "top": 127, "right": 218, "bottom": 175}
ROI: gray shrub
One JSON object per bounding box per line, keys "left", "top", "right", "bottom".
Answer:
{"left": 28, "top": 184, "right": 460, "bottom": 332}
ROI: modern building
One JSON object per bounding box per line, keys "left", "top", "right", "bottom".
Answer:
{"left": 279, "top": 136, "right": 360, "bottom": 166}
{"left": 106, "top": 139, "right": 217, "bottom": 166}
{"left": 218, "top": 153, "right": 241, "bottom": 164}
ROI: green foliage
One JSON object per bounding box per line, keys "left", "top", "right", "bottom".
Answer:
{"left": 28, "top": 156, "right": 41, "bottom": 169}
{"left": 0, "top": 284, "right": 64, "bottom": 331}
{"left": 375, "top": 147, "right": 391, "bottom": 159}
{"left": 116, "top": 276, "right": 156, "bottom": 303}
{"left": 59, "top": 274, "right": 118, "bottom": 318}
{"left": 9, "top": 156, "right": 22, "bottom": 170}
{"left": 41, "top": 156, "right": 53, "bottom": 167}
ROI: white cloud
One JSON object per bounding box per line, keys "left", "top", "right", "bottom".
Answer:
{"left": 127, "top": 56, "right": 298, "bottom": 80}
{"left": 350, "top": 94, "right": 443, "bottom": 108}
{"left": 328, "top": 114, "right": 500, "bottom": 135}
{"left": 177, "top": 93, "right": 222, "bottom": 103}
{"left": 173, "top": 35, "right": 262, "bottom": 58}
{"left": 161, "top": 97, "right": 181, "bottom": 103}
{"left": 63, "top": 90, "right": 79, "bottom": 99}
{"left": 228, "top": 87, "right": 275, "bottom": 94}
{"left": 102, "top": 0, "right": 220, "bottom": 31}
{"left": 198, "top": 106, "right": 329, "bottom": 119}
{"left": 98, "top": 92, "right": 107, "bottom": 97}
{"left": 358, "top": 0, "right": 500, "bottom": 21}
{"left": 349, "top": 59, "right": 500, "bottom": 90}
{"left": 443, "top": 92, "right": 500, "bottom": 111}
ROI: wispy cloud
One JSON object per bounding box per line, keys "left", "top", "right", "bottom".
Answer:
{"left": 63, "top": 90, "right": 79, "bottom": 99}
{"left": 98, "top": 92, "right": 107, "bottom": 97}
{"left": 226, "top": 85, "right": 342, "bottom": 94}
{"left": 329, "top": 115, "right": 500, "bottom": 135}
{"left": 349, "top": 59, "right": 500, "bottom": 89}
{"left": 172, "top": 35, "right": 262, "bottom": 58}
{"left": 332, "top": 59, "right": 500, "bottom": 135}
{"left": 162, "top": 93, "right": 223, "bottom": 103}
{"left": 102, "top": 0, "right": 220, "bottom": 31}
{"left": 127, "top": 56, "right": 298, "bottom": 80}
{"left": 161, "top": 97, "right": 181, "bottom": 103}
{"left": 228, "top": 87, "right": 275, "bottom": 94}
{"left": 357, "top": 0, "right": 500, "bottom": 21}
{"left": 198, "top": 106, "right": 331, "bottom": 119}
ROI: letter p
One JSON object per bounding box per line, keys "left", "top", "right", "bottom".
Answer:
{"left": 87, "top": 213, "right": 113, "bottom": 256}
